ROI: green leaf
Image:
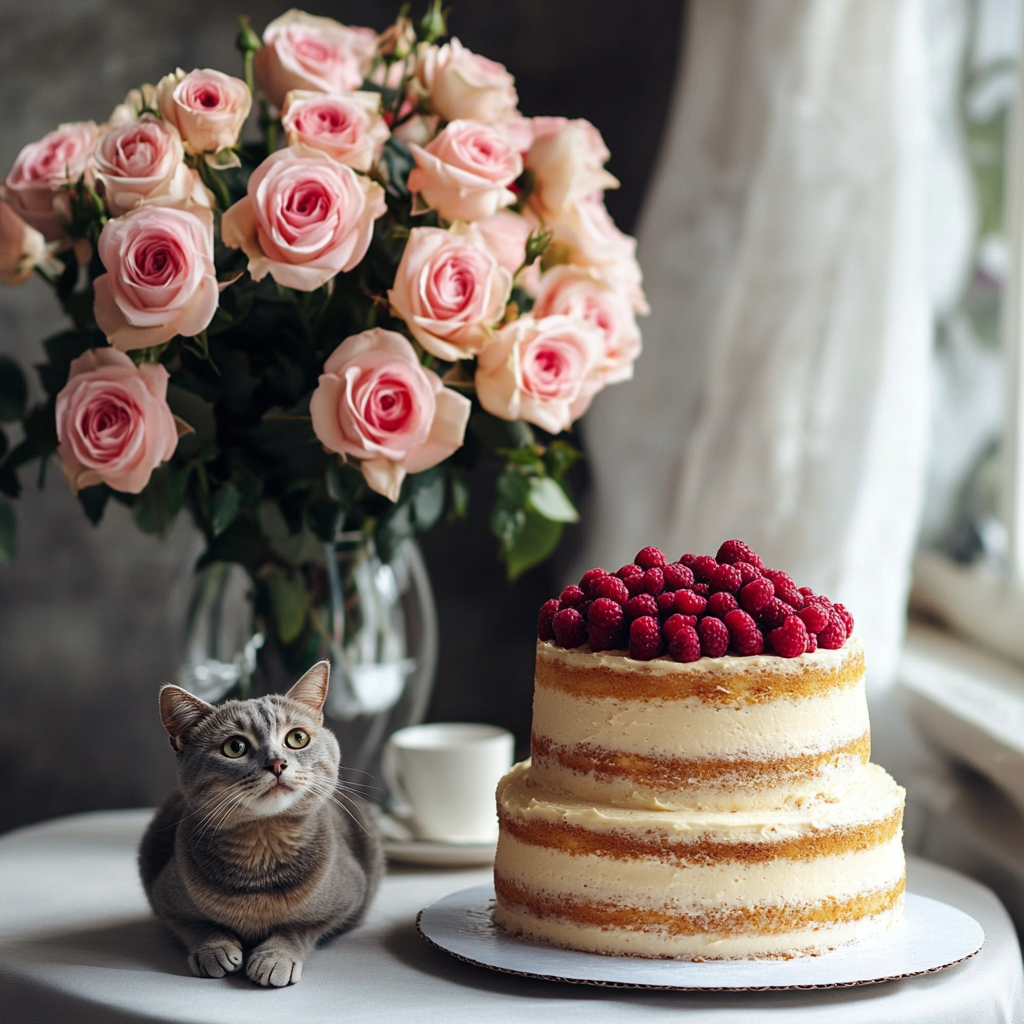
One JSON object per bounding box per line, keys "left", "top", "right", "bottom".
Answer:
{"left": 543, "top": 440, "right": 582, "bottom": 481}
{"left": 471, "top": 413, "right": 533, "bottom": 452}
{"left": 77, "top": 484, "right": 110, "bottom": 525}
{"left": 0, "top": 356, "right": 28, "bottom": 422}
{"left": 167, "top": 386, "right": 216, "bottom": 460}
{"left": 132, "top": 465, "right": 185, "bottom": 535}
{"left": 410, "top": 469, "right": 445, "bottom": 531}
{"left": 211, "top": 483, "right": 240, "bottom": 536}
{"left": 505, "top": 511, "right": 562, "bottom": 581}
{"left": 381, "top": 137, "right": 414, "bottom": 199}
{"left": 258, "top": 500, "right": 322, "bottom": 566}
{"left": 449, "top": 474, "right": 469, "bottom": 520}
{"left": 527, "top": 476, "right": 579, "bottom": 523}
{"left": 196, "top": 515, "right": 265, "bottom": 570}
{"left": 0, "top": 495, "right": 16, "bottom": 563}
{"left": 265, "top": 567, "right": 309, "bottom": 644}
{"left": 490, "top": 502, "right": 526, "bottom": 550}
{"left": 495, "top": 466, "right": 529, "bottom": 508}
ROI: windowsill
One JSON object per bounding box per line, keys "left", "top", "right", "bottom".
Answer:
{"left": 899, "top": 617, "right": 1024, "bottom": 818}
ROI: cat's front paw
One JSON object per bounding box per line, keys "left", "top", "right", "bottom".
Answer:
{"left": 246, "top": 942, "right": 303, "bottom": 987}
{"left": 188, "top": 935, "right": 244, "bottom": 978}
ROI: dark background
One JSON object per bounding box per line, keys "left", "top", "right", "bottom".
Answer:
{"left": 0, "top": 0, "right": 683, "bottom": 833}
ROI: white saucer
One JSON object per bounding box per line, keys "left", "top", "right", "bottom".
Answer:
{"left": 417, "top": 884, "right": 984, "bottom": 989}
{"left": 385, "top": 838, "right": 497, "bottom": 867}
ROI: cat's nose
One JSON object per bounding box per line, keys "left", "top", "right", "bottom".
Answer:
{"left": 264, "top": 758, "right": 288, "bottom": 777}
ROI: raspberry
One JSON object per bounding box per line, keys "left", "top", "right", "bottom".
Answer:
{"left": 698, "top": 616, "right": 730, "bottom": 657}
{"left": 799, "top": 586, "right": 815, "bottom": 597}
{"left": 663, "top": 613, "right": 698, "bottom": 639}
{"left": 716, "top": 539, "right": 758, "bottom": 565}
{"left": 724, "top": 609, "right": 764, "bottom": 655}
{"left": 817, "top": 609, "right": 847, "bottom": 649}
{"left": 768, "top": 571, "right": 802, "bottom": 608}
{"left": 680, "top": 553, "right": 699, "bottom": 570}
{"left": 635, "top": 546, "right": 667, "bottom": 570}
{"left": 691, "top": 555, "right": 719, "bottom": 583}
{"left": 662, "top": 563, "right": 694, "bottom": 589}
{"left": 797, "top": 604, "right": 829, "bottom": 633}
{"left": 537, "top": 598, "right": 560, "bottom": 641}
{"left": 692, "top": 583, "right": 710, "bottom": 596}
{"left": 559, "top": 585, "right": 584, "bottom": 608}
{"left": 579, "top": 567, "right": 609, "bottom": 597}
{"left": 770, "top": 615, "right": 809, "bottom": 658}
{"left": 734, "top": 561, "right": 762, "bottom": 585}
{"left": 739, "top": 577, "right": 774, "bottom": 615}
{"left": 552, "top": 607, "right": 587, "bottom": 648}
{"left": 657, "top": 591, "right": 678, "bottom": 618}
{"left": 590, "top": 625, "right": 624, "bottom": 652}
{"left": 624, "top": 594, "right": 659, "bottom": 620}
{"left": 759, "top": 598, "right": 794, "bottom": 630}
{"left": 669, "top": 625, "right": 702, "bottom": 663}
{"left": 835, "top": 603, "right": 854, "bottom": 637}
{"left": 708, "top": 591, "right": 739, "bottom": 616}
{"left": 577, "top": 599, "right": 592, "bottom": 620}
{"left": 615, "top": 563, "right": 645, "bottom": 596}
{"left": 805, "top": 631, "right": 818, "bottom": 654}
{"left": 589, "top": 597, "right": 624, "bottom": 632}
{"left": 710, "top": 563, "right": 743, "bottom": 593}
{"left": 642, "top": 567, "right": 665, "bottom": 595}
{"left": 594, "top": 576, "right": 629, "bottom": 604}
{"left": 629, "top": 615, "right": 663, "bottom": 660}
{"left": 674, "top": 590, "right": 707, "bottom": 615}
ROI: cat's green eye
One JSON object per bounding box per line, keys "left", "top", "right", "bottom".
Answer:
{"left": 222, "top": 736, "right": 248, "bottom": 758}
{"left": 285, "top": 728, "right": 311, "bottom": 750}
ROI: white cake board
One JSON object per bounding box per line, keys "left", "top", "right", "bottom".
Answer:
{"left": 416, "top": 884, "right": 984, "bottom": 990}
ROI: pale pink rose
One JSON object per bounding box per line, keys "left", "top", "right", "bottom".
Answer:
{"left": 0, "top": 201, "right": 49, "bottom": 285}
{"left": 475, "top": 211, "right": 539, "bottom": 292}
{"left": 310, "top": 328, "right": 471, "bottom": 501}
{"left": 526, "top": 117, "right": 619, "bottom": 220}
{"left": 549, "top": 198, "right": 649, "bottom": 314}
{"left": 532, "top": 265, "right": 641, "bottom": 385}
{"left": 281, "top": 90, "right": 389, "bottom": 172}
{"left": 56, "top": 348, "right": 186, "bottom": 495}
{"left": 388, "top": 225, "right": 511, "bottom": 361}
{"left": 391, "top": 113, "right": 440, "bottom": 148}
{"left": 91, "top": 115, "right": 210, "bottom": 217}
{"left": 221, "top": 145, "right": 386, "bottom": 291}
{"left": 93, "top": 206, "right": 219, "bottom": 352}
{"left": 255, "top": 10, "right": 377, "bottom": 108}
{"left": 499, "top": 114, "right": 534, "bottom": 154}
{"left": 407, "top": 120, "right": 522, "bottom": 222}
{"left": 108, "top": 84, "right": 159, "bottom": 128}
{"left": 3, "top": 122, "right": 98, "bottom": 240}
{"left": 416, "top": 38, "right": 518, "bottom": 123}
{"left": 475, "top": 314, "right": 604, "bottom": 434}
{"left": 156, "top": 68, "right": 252, "bottom": 156}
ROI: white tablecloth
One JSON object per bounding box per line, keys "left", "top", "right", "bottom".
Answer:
{"left": 0, "top": 810, "right": 1021, "bottom": 1023}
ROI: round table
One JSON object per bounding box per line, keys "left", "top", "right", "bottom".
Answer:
{"left": 0, "top": 810, "right": 1021, "bottom": 1023}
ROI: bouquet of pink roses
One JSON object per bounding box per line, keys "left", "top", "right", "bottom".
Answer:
{"left": 0, "top": 4, "right": 645, "bottom": 664}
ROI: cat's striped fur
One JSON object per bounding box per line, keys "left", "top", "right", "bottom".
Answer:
{"left": 139, "top": 662, "right": 382, "bottom": 987}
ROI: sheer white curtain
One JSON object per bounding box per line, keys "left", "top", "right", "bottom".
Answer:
{"left": 582, "top": 0, "right": 971, "bottom": 695}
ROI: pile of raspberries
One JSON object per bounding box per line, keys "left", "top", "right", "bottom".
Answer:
{"left": 537, "top": 540, "right": 853, "bottom": 662}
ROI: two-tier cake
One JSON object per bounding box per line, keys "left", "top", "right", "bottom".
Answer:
{"left": 493, "top": 541, "right": 905, "bottom": 960}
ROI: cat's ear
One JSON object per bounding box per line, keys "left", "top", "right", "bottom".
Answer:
{"left": 159, "top": 685, "right": 214, "bottom": 751}
{"left": 286, "top": 661, "right": 330, "bottom": 720}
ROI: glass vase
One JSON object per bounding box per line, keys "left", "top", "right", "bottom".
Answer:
{"left": 176, "top": 534, "right": 438, "bottom": 802}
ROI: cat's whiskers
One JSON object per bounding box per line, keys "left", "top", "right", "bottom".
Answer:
{"left": 191, "top": 788, "right": 248, "bottom": 847}
{"left": 304, "top": 779, "right": 370, "bottom": 835}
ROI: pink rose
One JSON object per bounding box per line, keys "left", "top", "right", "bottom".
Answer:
{"left": 475, "top": 314, "right": 604, "bottom": 434}
{"left": 3, "top": 122, "right": 98, "bottom": 240}
{"left": 93, "top": 206, "right": 218, "bottom": 352}
{"left": 255, "top": 10, "right": 377, "bottom": 108}
{"left": 310, "top": 328, "right": 471, "bottom": 501}
{"left": 56, "top": 348, "right": 187, "bottom": 495}
{"left": 415, "top": 38, "right": 518, "bottom": 123}
{"left": 281, "top": 90, "right": 389, "bottom": 172}
{"left": 526, "top": 117, "right": 619, "bottom": 220}
{"left": 91, "top": 115, "right": 210, "bottom": 217}
{"left": 388, "top": 225, "right": 511, "bottom": 361}
{"left": 108, "top": 84, "right": 159, "bottom": 128}
{"left": 532, "top": 265, "right": 640, "bottom": 385}
{"left": 221, "top": 145, "right": 386, "bottom": 291}
{"left": 407, "top": 120, "right": 522, "bottom": 222}
{"left": 0, "top": 201, "right": 49, "bottom": 286}
{"left": 475, "top": 211, "right": 539, "bottom": 293}
{"left": 549, "top": 198, "right": 649, "bottom": 314}
{"left": 156, "top": 68, "right": 252, "bottom": 157}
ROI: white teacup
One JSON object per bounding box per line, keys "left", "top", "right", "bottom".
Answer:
{"left": 383, "top": 723, "right": 514, "bottom": 843}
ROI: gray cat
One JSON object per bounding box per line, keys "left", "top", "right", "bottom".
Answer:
{"left": 139, "top": 661, "right": 383, "bottom": 987}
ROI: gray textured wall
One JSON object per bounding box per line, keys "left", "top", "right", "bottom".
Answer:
{"left": 0, "top": 0, "right": 681, "bottom": 833}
